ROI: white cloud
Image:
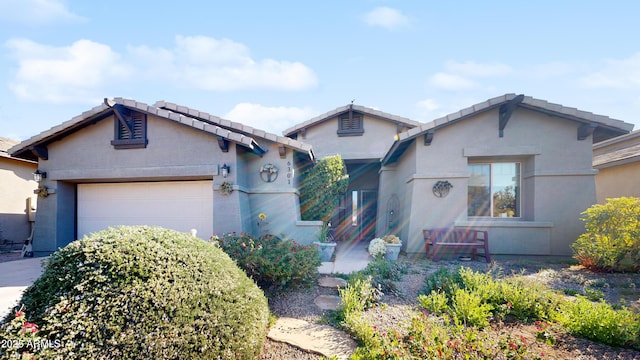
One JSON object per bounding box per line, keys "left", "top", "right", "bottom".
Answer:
{"left": 6, "top": 38, "right": 132, "bottom": 103}
{"left": 416, "top": 98, "right": 440, "bottom": 111}
{"left": 580, "top": 52, "right": 640, "bottom": 89}
{"left": 363, "top": 7, "right": 410, "bottom": 30}
{"left": 0, "top": 0, "right": 86, "bottom": 25}
{"left": 428, "top": 73, "right": 478, "bottom": 91}
{"left": 224, "top": 103, "right": 314, "bottom": 134}
{"left": 130, "top": 35, "right": 318, "bottom": 91}
{"left": 444, "top": 60, "right": 512, "bottom": 78}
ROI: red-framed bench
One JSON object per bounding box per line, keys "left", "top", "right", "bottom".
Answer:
{"left": 423, "top": 228, "right": 491, "bottom": 263}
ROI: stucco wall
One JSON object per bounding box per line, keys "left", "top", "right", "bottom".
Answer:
{"left": 299, "top": 114, "right": 402, "bottom": 160}
{"left": 0, "top": 157, "right": 37, "bottom": 245}
{"left": 31, "top": 112, "right": 317, "bottom": 254}
{"left": 387, "top": 107, "right": 596, "bottom": 257}
{"left": 595, "top": 164, "right": 640, "bottom": 202}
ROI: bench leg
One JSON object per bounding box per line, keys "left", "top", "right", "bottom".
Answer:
{"left": 483, "top": 243, "right": 491, "bottom": 263}
{"left": 472, "top": 247, "right": 477, "bottom": 261}
{"left": 432, "top": 245, "right": 440, "bottom": 262}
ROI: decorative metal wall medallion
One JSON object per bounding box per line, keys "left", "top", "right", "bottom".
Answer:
{"left": 432, "top": 180, "right": 453, "bottom": 198}
{"left": 259, "top": 163, "right": 279, "bottom": 182}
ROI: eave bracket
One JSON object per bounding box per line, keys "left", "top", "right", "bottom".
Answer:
{"left": 498, "top": 94, "right": 525, "bottom": 137}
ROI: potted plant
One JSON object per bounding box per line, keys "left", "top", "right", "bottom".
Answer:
{"left": 382, "top": 234, "right": 402, "bottom": 261}
{"left": 313, "top": 222, "right": 336, "bottom": 262}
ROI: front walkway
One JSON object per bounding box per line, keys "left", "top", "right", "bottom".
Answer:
{"left": 318, "top": 240, "right": 370, "bottom": 274}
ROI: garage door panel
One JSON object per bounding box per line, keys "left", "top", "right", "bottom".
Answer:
{"left": 78, "top": 181, "right": 213, "bottom": 239}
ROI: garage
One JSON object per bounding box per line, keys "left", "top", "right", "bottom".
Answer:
{"left": 77, "top": 181, "right": 214, "bottom": 239}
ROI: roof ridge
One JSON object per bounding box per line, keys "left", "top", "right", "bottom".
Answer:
{"left": 283, "top": 103, "right": 423, "bottom": 136}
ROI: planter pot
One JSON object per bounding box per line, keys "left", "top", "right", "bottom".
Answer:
{"left": 314, "top": 241, "right": 337, "bottom": 262}
{"left": 385, "top": 243, "right": 402, "bottom": 261}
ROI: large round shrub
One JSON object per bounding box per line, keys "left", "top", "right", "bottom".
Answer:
{"left": 12, "top": 226, "right": 269, "bottom": 359}
{"left": 572, "top": 197, "right": 640, "bottom": 272}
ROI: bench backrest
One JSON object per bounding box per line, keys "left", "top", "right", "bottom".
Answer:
{"left": 423, "top": 228, "right": 487, "bottom": 244}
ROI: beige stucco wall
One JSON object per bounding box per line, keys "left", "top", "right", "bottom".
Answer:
{"left": 382, "top": 107, "right": 596, "bottom": 257}
{"left": 0, "top": 157, "right": 37, "bottom": 244}
{"left": 595, "top": 163, "right": 640, "bottom": 202}
{"left": 297, "top": 114, "right": 403, "bottom": 160}
{"left": 31, "top": 113, "right": 318, "bottom": 255}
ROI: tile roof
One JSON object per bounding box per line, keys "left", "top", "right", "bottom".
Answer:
{"left": 283, "top": 104, "right": 423, "bottom": 136}
{"left": 383, "top": 94, "right": 635, "bottom": 165}
{"left": 154, "top": 100, "right": 314, "bottom": 157}
{"left": 10, "top": 98, "right": 315, "bottom": 161}
{"left": 1, "top": 136, "right": 35, "bottom": 163}
{"left": 593, "top": 129, "right": 640, "bottom": 168}
{"left": 593, "top": 144, "right": 640, "bottom": 168}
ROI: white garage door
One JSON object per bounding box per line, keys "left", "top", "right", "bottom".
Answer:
{"left": 78, "top": 181, "right": 213, "bottom": 239}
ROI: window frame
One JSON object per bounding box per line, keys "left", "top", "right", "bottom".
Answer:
{"left": 467, "top": 161, "right": 521, "bottom": 219}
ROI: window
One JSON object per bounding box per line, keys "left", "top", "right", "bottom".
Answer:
{"left": 111, "top": 107, "right": 148, "bottom": 149}
{"left": 337, "top": 113, "right": 364, "bottom": 136}
{"left": 468, "top": 162, "right": 520, "bottom": 217}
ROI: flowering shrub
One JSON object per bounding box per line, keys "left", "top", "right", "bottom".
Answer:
{"left": 214, "top": 233, "right": 321, "bottom": 292}
{"left": 368, "top": 238, "right": 386, "bottom": 258}
{"left": 9, "top": 226, "right": 269, "bottom": 359}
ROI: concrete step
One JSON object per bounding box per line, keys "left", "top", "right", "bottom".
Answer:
{"left": 318, "top": 276, "right": 347, "bottom": 289}
{"left": 313, "top": 294, "right": 341, "bottom": 310}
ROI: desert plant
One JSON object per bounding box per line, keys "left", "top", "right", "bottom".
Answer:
{"left": 215, "top": 233, "right": 320, "bottom": 292}
{"left": 2, "top": 226, "right": 269, "bottom": 360}
{"left": 572, "top": 197, "right": 640, "bottom": 272}
{"left": 299, "top": 155, "right": 349, "bottom": 221}
{"left": 381, "top": 234, "right": 401, "bottom": 244}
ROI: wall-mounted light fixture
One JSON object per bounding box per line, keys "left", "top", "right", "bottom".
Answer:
{"left": 33, "top": 169, "right": 53, "bottom": 198}
{"left": 221, "top": 163, "right": 230, "bottom": 178}
{"left": 33, "top": 169, "right": 47, "bottom": 183}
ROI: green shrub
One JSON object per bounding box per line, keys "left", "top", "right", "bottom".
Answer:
{"left": 418, "top": 290, "right": 449, "bottom": 315}
{"left": 572, "top": 197, "right": 640, "bottom": 272}
{"left": 214, "top": 233, "right": 320, "bottom": 292}
{"left": 421, "top": 266, "right": 463, "bottom": 295}
{"left": 356, "top": 257, "right": 408, "bottom": 295}
{"left": 2, "top": 226, "right": 269, "bottom": 360}
{"left": 555, "top": 296, "right": 640, "bottom": 349}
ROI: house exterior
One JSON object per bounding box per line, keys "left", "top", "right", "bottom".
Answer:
{"left": 0, "top": 137, "right": 37, "bottom": 248}
{"left": 284, "top": 104, "right": 422, "bottom": 243}
{"left": 9, "top": 94, "right": 634, "bottom": 258}
{"left": 9, "top": 98, "right": 318, "bottom": 256}
{"left": 593, "top": 129, "right": 640, "bottom": 203}
{"left": 286, "top": 94, "right": 633, "bottom": 257}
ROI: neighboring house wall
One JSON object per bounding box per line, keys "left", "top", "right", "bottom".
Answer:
{"left": 593, "top": 130, "right": 640, "bottom": 202}
{"left": 383, "top": 106, "right": 601, "bottom": 257}
{"left": 0, "top": 154, "right": 37, "bottom": 245}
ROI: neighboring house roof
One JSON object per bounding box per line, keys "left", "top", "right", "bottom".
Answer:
{"left": 154, "top": 100, "right": 314, "bottom": 159}
{"left": 593, "top": 129, "right": 640, "bottom": 169}
{"left": 0, "top": 137, "right": 36, "bottom": 163}
{"left": 283, "top": 103, "right": 423, "bottom": 136}
{"left": 10, "top": 98, "right": 315, "bottom": 162}
{"left": 382, "top": 93, "right": 635, "bottom": 165}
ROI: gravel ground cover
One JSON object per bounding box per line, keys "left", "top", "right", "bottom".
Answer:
{"left": 264, "top": 257, "right": 640, "bottom": 359}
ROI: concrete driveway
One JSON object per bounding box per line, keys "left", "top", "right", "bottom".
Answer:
{"left": 0, "top": 256, "right": 45, "bottom": 319}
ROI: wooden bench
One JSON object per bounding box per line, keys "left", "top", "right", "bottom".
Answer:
{"left": 423, "top": 228, "right": 491, "bottom": 263}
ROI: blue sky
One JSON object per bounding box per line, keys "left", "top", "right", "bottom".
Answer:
{"left": 1, "top": 0, "right": 640, "bottom": 141}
